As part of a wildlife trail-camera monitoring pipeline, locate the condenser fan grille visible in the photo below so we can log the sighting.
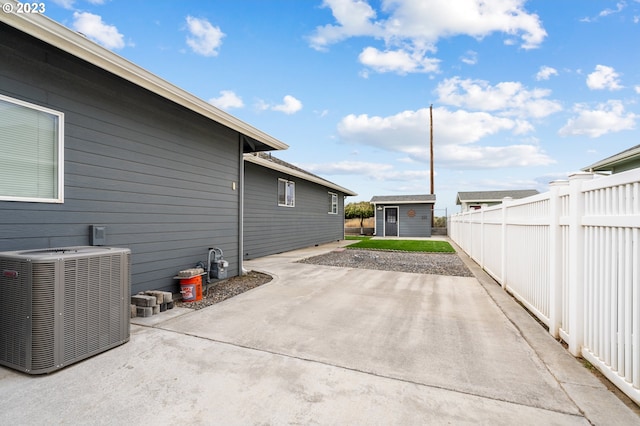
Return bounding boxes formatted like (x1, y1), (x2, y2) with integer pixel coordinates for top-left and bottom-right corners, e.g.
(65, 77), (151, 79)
(0, 247), (130, 374)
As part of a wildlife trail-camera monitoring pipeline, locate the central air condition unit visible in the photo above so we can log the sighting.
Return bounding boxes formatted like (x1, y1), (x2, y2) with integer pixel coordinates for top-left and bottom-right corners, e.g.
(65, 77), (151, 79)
(0, 246), (131, 374)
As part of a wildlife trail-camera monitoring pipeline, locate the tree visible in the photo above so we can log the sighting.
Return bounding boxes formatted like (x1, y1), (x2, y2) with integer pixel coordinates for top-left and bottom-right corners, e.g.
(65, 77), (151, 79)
(345, 201), (374, 234)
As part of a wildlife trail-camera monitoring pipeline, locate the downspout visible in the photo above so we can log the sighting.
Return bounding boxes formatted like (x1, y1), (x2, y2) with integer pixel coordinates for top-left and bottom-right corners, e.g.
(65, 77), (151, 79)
(238, 136), (245, 275)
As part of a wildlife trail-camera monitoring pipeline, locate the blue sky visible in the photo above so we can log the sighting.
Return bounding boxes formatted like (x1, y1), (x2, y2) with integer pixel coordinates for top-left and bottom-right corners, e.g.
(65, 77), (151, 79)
(43, 0), (640, 214)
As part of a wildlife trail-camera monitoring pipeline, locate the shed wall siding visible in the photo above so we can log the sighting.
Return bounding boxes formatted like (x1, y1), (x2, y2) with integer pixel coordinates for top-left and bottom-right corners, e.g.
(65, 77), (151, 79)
(0, 24), (241, 294)
(375, 204), (432, 237)
(243, 162), (345, 259)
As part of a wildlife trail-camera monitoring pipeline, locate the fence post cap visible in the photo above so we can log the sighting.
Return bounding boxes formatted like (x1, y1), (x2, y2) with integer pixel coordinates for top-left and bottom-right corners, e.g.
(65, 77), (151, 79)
(568, 171), (595, 181)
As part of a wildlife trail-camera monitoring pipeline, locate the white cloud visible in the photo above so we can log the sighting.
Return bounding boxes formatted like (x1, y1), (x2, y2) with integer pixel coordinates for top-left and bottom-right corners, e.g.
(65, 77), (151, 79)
(299, 160), (428, 183)
(586, 65), (623, 90)
(336, 107), (553, 168)
(438, 144), (555, 169)
(536, 66), (558, 81)
(635, 85), (640, 94)
(581, 2), (626, 22)
(257, 95), (303, 115)
(273, 95), (303, 114)
(435, 77), (562, 119)
(461, 50), (478, 65)
(599, 2), (626, 17)
(308, 0), (381, 49)
(208, 90), (244, 110)
(72, 12), (125, 50)
(310, 0), (547, 74)
(358, 47), (440, 74)
(301, 160), (391, 177)
(558, 100), (637, 138)
(185, 16), (225, 57)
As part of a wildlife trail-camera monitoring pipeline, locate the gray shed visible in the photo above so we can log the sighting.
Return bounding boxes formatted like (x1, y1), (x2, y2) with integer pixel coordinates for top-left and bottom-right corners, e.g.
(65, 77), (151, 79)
(370, 195), (436, 238)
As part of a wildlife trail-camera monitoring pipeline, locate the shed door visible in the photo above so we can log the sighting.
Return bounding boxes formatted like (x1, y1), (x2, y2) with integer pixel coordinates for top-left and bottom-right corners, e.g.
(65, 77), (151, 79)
(384, 207), (398, 237)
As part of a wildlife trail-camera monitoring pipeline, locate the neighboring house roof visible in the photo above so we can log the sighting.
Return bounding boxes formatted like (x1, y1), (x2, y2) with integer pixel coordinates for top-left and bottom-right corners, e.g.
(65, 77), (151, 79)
(456, 190), (539, 205)
(244, 152), (357, 196)
(370, 195), (436, 204)
(581, 144), (640, 174)
(1, 9), (287, 153)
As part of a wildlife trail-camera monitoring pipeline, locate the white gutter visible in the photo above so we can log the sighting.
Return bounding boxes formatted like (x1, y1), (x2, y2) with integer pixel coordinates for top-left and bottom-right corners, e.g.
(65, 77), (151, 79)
(1, 5), (288, 152)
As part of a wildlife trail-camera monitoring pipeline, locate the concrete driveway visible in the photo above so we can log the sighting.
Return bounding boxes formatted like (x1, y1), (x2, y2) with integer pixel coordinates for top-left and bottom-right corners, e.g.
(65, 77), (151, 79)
(0, 240), (638, 425)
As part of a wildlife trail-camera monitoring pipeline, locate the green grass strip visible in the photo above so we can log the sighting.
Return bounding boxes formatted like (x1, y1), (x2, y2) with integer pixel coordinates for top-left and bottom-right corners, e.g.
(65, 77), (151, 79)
(346, 239), (455, 253)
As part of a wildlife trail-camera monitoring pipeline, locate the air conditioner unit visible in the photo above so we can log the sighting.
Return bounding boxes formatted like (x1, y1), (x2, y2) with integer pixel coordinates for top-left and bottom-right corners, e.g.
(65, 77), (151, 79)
(0, 246), (130, 374)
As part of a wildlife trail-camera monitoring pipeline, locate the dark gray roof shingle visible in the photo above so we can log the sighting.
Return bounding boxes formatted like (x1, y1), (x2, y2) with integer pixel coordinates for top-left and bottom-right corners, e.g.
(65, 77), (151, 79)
(456, 190), (539, 204)
(370, 194), (436, 203)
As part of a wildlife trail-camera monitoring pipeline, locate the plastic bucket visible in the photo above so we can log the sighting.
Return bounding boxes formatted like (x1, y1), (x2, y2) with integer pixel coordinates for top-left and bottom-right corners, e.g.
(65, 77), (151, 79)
(180, 275), (202, 302)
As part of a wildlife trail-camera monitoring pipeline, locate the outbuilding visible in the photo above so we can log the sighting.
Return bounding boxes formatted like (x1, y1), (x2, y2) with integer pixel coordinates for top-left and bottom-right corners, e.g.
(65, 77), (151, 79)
(370, 195), (436, 238)
(455, 190), (539, 212)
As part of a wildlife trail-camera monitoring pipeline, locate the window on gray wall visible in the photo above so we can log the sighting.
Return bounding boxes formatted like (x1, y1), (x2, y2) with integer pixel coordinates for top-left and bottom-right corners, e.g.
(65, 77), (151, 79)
(328, 192), (338, 214)
(278, 178), (295, 207)
(0, 94), (64, 203)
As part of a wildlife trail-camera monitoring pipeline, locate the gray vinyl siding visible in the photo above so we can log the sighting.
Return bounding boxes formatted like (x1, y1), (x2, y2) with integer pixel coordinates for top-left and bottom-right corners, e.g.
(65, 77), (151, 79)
(375, 204), (432, 237)
(0, 24), (241, 294)
(243, 162), (345, 259)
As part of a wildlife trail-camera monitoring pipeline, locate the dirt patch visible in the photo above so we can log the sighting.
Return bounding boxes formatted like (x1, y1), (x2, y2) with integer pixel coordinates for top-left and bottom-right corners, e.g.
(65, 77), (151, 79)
(175, 271), (272, 310)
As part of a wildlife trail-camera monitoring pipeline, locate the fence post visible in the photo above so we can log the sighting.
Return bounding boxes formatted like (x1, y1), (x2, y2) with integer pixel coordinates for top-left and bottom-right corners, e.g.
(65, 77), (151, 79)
(500, 197), (512, 288)
(566, 172), (594, 356)
(548, 180), (569, 339)
(480, 204), (487, 269)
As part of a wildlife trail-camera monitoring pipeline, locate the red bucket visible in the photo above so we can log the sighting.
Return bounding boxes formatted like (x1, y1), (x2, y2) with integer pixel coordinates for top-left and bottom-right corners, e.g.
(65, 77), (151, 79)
(180, 275), (202, 302)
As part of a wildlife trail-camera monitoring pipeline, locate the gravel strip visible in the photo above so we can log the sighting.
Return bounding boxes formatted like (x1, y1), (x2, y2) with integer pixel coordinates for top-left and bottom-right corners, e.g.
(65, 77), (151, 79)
(176, 249), (471, 310)
(175, 271), (272, 310)
(297, 248), (473, 277)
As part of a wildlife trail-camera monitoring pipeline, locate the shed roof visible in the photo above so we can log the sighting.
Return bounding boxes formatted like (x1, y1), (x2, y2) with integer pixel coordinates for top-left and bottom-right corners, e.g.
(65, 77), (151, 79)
(1, 8), (287, 153)
(456, 190), (539, 205)
(581, 144), (640, 173)
(370, 195), (436, 204)
(244, 153), (357, 196)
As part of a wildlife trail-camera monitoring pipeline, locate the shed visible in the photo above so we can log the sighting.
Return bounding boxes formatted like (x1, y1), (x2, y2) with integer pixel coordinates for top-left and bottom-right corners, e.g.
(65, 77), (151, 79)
(456, 190), (539, 212)
(370, 195), (436, 238)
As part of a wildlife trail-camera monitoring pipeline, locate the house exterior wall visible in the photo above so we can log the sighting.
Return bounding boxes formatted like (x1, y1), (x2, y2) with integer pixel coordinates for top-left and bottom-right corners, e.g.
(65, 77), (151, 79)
(374, 204), (432, 237)
(0, 24), (242, 294)
(243, 161), (345, 259)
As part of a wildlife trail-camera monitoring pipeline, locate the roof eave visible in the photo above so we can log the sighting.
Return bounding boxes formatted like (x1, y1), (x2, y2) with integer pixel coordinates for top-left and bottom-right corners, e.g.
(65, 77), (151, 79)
(244, 155), (357, 196)
(1, 8), (288, 152)
(581, 145), (640, 172)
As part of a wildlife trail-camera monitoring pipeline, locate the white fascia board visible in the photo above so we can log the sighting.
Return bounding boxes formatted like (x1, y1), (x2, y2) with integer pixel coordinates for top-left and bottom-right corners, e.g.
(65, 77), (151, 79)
(371, 200), (435, 205)
(2, 8), (288, 151)
(244, 155), (357, 196)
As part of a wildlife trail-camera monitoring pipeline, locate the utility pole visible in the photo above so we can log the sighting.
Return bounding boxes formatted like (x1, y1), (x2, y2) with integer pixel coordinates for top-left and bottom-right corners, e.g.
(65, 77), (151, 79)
(429, 104), (435, 228)
(430, 104), (434, 195)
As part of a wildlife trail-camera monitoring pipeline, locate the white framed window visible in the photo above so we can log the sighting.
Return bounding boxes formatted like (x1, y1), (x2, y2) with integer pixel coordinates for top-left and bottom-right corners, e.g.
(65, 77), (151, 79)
(278, 178), (295, 207)
(0, 94), (64, 203)
(328, 192), (338, 214)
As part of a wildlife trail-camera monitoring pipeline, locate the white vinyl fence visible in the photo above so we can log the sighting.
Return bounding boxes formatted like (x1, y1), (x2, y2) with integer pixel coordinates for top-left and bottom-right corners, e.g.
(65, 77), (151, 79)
(449, 170), (640, 405)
